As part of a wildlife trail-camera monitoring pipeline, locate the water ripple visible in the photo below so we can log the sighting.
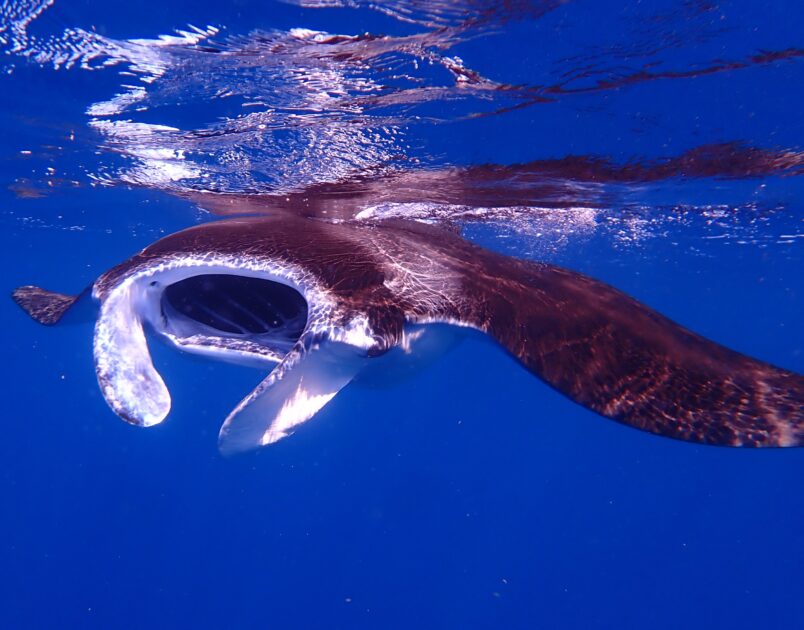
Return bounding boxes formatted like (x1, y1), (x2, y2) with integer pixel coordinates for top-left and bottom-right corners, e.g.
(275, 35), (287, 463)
(2, 0), (802, 252)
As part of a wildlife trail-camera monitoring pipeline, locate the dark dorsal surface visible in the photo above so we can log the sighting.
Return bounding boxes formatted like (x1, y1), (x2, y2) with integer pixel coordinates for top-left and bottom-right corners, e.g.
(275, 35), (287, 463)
(467, 257), (803, 446)
(367, 219), (804, 447)
(12, 286), (82, 325)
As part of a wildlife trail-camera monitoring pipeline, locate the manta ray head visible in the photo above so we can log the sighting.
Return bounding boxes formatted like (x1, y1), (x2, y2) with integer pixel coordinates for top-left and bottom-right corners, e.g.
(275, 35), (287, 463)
(12, 217), (406, 454)
(86, 249), (375, 454)
(93, 261), (307, 423)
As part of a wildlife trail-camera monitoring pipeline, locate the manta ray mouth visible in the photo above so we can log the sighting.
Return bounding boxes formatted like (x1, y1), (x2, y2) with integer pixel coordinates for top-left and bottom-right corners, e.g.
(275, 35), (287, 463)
(93, 262), (315, 430)
(161, 274), (308, 343)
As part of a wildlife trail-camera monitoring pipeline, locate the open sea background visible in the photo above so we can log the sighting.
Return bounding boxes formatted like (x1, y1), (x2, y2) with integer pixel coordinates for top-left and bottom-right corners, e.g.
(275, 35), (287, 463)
(1, 1), (803, 628)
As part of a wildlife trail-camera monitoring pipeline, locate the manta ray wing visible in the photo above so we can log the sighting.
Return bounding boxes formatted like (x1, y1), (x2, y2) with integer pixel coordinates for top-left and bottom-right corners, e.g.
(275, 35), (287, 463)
(12, 286), (84, 325)
(365, 218), (804, 447)
(460, 258), (804, 447)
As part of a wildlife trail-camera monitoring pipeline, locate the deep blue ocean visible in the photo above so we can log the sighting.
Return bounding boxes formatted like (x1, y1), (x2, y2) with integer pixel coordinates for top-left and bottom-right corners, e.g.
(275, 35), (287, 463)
(2, 1), (803, 628)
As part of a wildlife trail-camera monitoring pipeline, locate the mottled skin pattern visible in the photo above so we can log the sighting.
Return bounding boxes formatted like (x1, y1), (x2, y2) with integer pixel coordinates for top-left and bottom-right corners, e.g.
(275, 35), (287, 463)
(87, 214), (804, 447)
(12, 286), (81, 325)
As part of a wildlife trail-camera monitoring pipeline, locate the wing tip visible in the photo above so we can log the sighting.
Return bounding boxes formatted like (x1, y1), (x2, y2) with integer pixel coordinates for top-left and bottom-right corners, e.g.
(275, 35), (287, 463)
(12, 285), (80, 325)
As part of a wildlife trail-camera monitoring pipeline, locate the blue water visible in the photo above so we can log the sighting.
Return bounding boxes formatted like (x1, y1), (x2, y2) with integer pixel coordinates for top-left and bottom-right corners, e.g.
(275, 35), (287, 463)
(2, 1), (803, 628)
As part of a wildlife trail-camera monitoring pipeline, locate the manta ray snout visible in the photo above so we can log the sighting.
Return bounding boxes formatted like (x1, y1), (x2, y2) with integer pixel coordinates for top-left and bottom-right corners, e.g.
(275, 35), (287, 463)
(13, 230), (374, 454)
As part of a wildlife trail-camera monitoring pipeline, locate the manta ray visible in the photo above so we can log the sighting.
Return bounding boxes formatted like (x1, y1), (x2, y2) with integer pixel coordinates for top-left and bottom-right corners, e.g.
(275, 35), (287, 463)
(12, 212), (804, 454)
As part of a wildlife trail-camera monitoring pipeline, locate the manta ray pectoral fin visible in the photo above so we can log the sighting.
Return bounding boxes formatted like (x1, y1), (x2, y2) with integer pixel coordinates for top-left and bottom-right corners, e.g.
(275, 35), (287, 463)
(218, 338), (367, 455)
(479, 263), (804, 447)
(12, 285), (90, 325)
(93, 282), (170, 427)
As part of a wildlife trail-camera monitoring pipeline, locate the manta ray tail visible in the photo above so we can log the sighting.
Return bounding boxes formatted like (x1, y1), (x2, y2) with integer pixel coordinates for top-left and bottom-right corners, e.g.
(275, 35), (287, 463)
(12, 286), (83, 325)
(477, 262), (804, 447)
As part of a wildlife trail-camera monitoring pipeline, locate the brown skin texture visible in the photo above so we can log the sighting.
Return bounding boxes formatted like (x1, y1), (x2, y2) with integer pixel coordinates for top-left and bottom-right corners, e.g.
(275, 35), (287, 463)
(15, 214), (804, 447)
(12, 286), (79, 325)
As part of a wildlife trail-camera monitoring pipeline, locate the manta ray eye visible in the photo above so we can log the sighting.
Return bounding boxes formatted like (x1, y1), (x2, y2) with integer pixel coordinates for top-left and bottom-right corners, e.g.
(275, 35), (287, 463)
(162, 274), (308, 338)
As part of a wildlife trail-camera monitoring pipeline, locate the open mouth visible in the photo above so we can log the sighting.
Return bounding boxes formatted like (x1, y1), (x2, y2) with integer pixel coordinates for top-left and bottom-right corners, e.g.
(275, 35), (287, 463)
(93, 260), (369, 453)
(93, 265), (314, 429)
(161, 273), (309, 348)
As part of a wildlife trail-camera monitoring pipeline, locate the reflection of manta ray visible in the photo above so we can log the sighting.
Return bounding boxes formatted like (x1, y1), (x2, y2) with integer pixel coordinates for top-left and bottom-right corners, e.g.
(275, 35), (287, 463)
(12, 212), (804, 454)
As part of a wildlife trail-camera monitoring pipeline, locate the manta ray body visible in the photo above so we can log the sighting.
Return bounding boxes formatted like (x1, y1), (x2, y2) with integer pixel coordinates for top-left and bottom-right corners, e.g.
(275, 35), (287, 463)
(13, 214), (804, 453)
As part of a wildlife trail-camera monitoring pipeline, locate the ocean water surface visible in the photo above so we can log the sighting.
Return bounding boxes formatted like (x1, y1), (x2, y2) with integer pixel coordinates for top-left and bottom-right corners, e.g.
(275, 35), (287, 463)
(2, 0), (803, 627)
